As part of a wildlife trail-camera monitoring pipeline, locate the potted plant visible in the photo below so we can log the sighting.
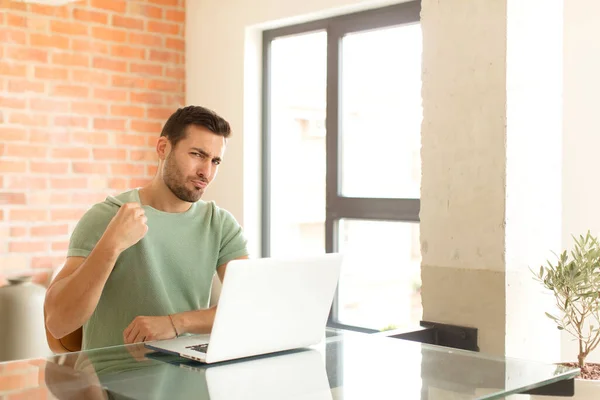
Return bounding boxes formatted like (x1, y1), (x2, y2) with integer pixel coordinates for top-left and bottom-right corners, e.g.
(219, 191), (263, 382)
(532, 231), (600, 399)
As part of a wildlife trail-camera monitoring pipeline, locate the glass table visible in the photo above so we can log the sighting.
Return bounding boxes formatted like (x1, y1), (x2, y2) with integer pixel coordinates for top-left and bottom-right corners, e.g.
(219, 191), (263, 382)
(0, 328), (580, 399)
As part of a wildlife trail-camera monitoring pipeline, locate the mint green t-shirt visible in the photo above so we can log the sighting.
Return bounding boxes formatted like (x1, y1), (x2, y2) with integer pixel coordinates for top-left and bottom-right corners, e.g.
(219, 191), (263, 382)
(67, 189), (249, 350)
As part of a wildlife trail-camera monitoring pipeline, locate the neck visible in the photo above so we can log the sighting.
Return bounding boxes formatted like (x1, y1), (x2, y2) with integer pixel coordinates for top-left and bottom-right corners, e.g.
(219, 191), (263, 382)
(138, 177), (192, 213)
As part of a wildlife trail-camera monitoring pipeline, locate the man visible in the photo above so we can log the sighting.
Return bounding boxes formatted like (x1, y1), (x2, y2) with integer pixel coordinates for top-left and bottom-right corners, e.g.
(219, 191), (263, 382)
(44, 105), (249, 350)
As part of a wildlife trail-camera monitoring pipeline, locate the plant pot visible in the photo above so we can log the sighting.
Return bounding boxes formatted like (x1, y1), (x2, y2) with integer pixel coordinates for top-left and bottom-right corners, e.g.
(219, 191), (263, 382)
(529, 378), (600, 400)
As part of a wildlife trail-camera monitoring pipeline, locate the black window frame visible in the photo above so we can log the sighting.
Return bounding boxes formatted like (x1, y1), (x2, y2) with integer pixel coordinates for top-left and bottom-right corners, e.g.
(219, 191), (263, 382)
(262, 1), (422, 333)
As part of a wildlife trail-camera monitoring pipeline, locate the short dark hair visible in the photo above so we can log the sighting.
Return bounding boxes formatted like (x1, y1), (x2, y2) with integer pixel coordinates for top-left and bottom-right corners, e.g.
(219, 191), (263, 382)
(160, 105), (231, 147)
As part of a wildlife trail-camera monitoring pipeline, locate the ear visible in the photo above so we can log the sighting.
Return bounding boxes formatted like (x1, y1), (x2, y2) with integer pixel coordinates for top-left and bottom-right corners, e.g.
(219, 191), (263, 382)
(156, 137), (170, 161)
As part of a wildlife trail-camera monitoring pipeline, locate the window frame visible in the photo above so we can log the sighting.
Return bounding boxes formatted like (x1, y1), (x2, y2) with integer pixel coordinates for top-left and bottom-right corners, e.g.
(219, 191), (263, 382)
(261, 1), (422, 332)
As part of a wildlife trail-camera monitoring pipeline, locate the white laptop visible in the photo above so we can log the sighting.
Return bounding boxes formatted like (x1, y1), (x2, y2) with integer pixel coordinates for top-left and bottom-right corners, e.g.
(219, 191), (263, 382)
(145, 253), (343, 364)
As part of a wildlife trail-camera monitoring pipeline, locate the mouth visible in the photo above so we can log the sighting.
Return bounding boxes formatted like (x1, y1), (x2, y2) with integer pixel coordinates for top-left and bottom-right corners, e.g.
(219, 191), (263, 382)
(191, 179), (208, 189)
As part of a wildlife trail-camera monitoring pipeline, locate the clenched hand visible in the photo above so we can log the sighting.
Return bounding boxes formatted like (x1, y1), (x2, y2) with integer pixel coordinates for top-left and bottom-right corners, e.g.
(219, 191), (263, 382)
(123, 316), (177, 344)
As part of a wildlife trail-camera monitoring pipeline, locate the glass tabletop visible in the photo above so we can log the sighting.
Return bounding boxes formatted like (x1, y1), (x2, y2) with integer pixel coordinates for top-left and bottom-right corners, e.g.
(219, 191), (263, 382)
(0, 328), (579, 400)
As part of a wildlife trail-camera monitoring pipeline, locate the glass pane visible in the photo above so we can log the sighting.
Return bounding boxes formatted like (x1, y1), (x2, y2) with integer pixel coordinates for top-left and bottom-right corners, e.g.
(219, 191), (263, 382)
(337, 219), (422, 331)
(269, 31), (327, 257)
(340, 24), (422, 199)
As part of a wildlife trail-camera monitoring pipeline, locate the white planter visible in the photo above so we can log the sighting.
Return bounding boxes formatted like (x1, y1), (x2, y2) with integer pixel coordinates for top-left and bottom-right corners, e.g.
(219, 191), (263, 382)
(528, 378), (600, 400)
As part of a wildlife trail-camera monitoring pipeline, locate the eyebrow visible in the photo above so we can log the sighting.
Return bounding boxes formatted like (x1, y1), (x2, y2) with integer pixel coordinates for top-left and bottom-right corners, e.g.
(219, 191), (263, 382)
(191, 147), (222, 163)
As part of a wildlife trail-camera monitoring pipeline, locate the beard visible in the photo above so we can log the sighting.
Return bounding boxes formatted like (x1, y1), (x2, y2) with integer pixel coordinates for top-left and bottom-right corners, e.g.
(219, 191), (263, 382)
(163, 153), (205, 203)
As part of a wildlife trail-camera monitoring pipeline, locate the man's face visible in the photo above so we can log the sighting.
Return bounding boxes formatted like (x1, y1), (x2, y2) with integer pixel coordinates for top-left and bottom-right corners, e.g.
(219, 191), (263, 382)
(162, 125), (226, 203)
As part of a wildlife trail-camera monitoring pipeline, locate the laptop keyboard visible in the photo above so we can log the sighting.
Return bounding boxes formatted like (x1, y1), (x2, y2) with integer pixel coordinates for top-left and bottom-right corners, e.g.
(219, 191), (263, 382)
(186, 343), (209, 353)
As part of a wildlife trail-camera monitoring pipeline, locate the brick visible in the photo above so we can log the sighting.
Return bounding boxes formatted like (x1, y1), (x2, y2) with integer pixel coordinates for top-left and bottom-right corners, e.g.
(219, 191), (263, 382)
(30, 99), (70, 113)
(108, 178), (128, 190)
(0, 193), (26, 205)
(71, 132), (109, 145)
(0, 28), (27, 45)
(6, 47), (48, 63)
(93, 148), (126, 160)
(72, 70), (110, 86)
(94, 118), (126, 130)
(5, 176), (47, 190)
(111, 163), (145, 175)
(93, 56), (127, 72)
(0, 61), (27, 77)
(130, 178), (152, 188)
(30, 129), (69, 143)
(30, 162), (69, 174)
(54, 116), (89, 128)
(111, 45), (146, 60)
(166, 38), (185, 52)
(90, 0), (126, 13)
(10, 226), (28, 237)
(128, 32), (162, 47)
(0, 127), (27, 141)
(72, 162), (108, 174)
(9, 209), (48, 222)
(30, 4), (70, 18)
(71, 38), (110, 55)
(51, 148), (90, 159)
(31, 256), (65, 269)
(130, 150), (157, 162)
(112, 15), (144, 30)
(128, 4), (162, 19)
(51, 209), (86, 221)
(130, 63), (163, 76)
(7, 80), (45, 93)
(28, 192), (69, 205)
(131, 92), (163, 105)
(147, 79), (179, 92)
(6, 385), (50, 399)
(147, 0), (179, 6)
(148, 21), (179, 35)
(35, 66), (68, 80)
(165, 10), (185, 23)
(165, 67), (185, 80)
(52, 52), (90, 67)
(150, 50), (180, 64)
(72, 192), (106, 204)
(5, 144), (47, 158)
(116, 134), (146, 146)
(6, 14), (27, 27)
(52, 241), (70, 252)
(71, 102), (109, 116)
(73, 9), (109, 24)
(131, 120), (163, 133)
(0, 96), (26, 109)
(9, 113), (48, 127)
(52, 84), (89, 98)
(148, 107), (175, 120)
(92, 26), (127, 42)
(111, 105), (145, 118)
(26, 16), (49, 32)
(112, 75), (145, 89)
(30, 33), (70, 50)
(50, 178), (88, 189)
(31, 225), (68, 236)
(51, 20), (88, 36)
(9, 242), (48, 253)
(147, 164), (158, 176)
(93, 88), (127, 102)
(0, 161), (26, 173)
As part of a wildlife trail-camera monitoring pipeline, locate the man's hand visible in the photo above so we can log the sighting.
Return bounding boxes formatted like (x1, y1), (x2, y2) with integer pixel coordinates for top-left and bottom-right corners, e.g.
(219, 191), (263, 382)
(123, 316), (177, 344)
(102, 203), (148, 254)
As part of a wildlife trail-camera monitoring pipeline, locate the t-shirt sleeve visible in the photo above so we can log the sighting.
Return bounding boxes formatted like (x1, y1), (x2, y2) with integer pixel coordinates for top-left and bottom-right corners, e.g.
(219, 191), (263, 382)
(67, 203), (116, 258)
(217, 208), (249, 268)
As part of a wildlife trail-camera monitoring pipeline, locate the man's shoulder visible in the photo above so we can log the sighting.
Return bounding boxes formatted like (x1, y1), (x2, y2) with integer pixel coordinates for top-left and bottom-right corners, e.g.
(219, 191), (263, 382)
(82, 189), (138, 223)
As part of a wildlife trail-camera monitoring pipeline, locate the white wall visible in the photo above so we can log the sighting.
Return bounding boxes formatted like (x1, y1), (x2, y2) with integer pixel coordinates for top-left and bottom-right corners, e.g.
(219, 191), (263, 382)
(561, 0), (600, 363)
(185, 0), (404, 256)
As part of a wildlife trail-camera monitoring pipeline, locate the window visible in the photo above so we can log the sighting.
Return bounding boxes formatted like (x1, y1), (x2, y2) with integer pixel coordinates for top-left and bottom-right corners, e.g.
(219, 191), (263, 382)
(262, 2), (422, 332)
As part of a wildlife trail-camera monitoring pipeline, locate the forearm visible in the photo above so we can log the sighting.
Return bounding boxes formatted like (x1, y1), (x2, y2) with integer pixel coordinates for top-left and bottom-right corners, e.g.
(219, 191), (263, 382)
(171, 306), (218, 336)
(45, 239), (120, 338)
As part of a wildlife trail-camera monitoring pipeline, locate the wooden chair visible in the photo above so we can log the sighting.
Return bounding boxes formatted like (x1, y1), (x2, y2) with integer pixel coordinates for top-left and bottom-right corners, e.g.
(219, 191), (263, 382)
(44, 309), (82, 353)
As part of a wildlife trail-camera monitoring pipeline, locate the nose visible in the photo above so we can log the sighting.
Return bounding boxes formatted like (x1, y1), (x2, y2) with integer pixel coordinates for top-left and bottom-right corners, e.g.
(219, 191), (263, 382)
(197, 159), (212, 180)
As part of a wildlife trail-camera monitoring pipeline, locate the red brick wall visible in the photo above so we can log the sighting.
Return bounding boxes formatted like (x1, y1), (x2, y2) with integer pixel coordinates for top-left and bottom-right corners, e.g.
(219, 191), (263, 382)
(0, 0), (185, 286)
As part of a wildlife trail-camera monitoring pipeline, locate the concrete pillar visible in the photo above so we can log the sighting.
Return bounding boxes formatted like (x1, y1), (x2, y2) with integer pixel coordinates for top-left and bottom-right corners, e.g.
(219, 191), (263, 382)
(420, 0), (562, 361)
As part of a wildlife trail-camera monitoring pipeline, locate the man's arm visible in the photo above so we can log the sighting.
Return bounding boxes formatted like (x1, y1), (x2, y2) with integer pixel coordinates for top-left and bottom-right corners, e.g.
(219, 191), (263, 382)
(122, 256), (249, 344)
(45, 203), (148, 339)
